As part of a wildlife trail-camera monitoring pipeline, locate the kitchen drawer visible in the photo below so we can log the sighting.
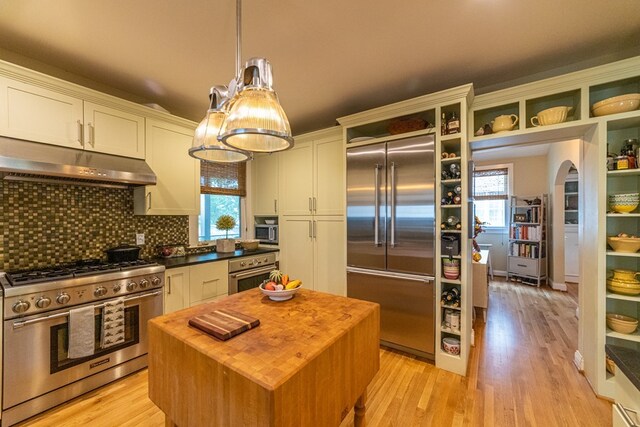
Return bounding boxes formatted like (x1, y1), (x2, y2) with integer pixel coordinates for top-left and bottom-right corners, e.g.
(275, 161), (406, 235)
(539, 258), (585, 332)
(508, 257), (539, 276)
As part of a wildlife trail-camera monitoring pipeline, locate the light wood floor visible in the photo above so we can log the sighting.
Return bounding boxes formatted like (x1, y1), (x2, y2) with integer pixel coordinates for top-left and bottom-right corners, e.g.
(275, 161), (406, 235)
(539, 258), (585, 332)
(18, 279), (610, 427)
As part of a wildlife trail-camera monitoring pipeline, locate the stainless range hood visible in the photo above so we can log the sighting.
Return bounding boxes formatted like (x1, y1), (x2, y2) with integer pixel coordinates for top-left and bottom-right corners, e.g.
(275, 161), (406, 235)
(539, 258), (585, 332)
(0, 136), (156, 187)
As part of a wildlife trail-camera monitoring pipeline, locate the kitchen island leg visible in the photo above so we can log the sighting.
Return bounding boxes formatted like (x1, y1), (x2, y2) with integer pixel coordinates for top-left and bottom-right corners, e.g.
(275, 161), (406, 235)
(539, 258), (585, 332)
(354, 389), (367, 427)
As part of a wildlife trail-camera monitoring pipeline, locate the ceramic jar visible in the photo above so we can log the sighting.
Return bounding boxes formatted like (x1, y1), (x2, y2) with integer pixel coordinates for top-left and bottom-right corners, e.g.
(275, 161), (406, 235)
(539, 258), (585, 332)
(491, 114), (519, 133)
(607, 269), (640, 295)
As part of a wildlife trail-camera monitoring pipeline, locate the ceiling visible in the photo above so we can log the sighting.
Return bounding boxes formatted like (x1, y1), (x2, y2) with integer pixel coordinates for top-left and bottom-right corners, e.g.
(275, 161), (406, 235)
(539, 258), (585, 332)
(0, 1), (639, 135)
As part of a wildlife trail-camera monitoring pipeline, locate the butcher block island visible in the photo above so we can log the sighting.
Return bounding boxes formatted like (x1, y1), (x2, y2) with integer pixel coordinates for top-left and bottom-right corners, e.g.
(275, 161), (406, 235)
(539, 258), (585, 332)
(148, 288), (380, 427)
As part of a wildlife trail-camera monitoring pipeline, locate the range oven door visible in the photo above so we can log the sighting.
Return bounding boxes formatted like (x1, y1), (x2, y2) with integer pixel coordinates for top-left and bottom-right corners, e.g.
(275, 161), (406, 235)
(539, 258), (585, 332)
(228, 264), (276, 294)
(3, 290), (162, 411)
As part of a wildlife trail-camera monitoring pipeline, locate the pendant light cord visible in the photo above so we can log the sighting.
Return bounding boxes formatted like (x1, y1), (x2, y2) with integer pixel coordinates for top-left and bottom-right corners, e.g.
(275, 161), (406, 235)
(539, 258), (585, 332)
(236, 0), (242, 79)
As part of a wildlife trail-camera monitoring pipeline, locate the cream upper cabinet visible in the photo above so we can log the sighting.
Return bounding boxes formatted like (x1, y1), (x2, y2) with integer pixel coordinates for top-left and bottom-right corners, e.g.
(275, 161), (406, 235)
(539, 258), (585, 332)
(134, 119), (199, 215)
(189, 261), (229, 306)
(252, 153), (279, 215)
(279, 217), (315, 289)
(278, 141), (313, 215)
(313, 134), (345, 216)
(83, 102), (145, 159)
(164, 267), (189, 314)
(0, 76), (84, 149)
(279, 127), (344, 216)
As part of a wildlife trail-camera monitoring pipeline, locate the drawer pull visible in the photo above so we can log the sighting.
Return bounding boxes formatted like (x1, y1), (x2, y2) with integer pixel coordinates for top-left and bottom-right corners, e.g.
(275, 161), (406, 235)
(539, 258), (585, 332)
(517, 264), (527, 268)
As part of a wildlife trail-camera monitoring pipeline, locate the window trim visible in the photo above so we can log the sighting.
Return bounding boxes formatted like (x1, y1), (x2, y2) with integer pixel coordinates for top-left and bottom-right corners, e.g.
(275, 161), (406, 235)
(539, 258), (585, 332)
(473, 163), (513, 232)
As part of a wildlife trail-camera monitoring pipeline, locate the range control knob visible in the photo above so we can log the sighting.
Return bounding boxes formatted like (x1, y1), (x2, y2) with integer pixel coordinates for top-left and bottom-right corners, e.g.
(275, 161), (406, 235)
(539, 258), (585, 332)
(139, 279), (149, 289)
(126, 281), (138, 292)
(263, 258), (268, 262)
(56, 293), (71, 305)
(151, 276), (161, 287)
(94, 286), (108, 297)
(12, 300), (30, 314)
(113, 284), (122, 293)
(240, 261), (246, 267)
(35, 296), (51, 309)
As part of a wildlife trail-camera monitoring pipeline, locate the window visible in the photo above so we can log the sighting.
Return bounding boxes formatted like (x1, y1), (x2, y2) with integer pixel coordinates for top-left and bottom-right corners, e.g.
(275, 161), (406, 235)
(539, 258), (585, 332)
(473, 166), (511, 229)
(197, 161), (246, 242)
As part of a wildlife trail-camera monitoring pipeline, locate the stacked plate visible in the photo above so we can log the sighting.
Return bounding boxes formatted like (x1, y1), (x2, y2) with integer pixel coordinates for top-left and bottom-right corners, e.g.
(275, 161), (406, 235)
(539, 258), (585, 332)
(443, 258), (460, 280)
(609, 192), (639, 213)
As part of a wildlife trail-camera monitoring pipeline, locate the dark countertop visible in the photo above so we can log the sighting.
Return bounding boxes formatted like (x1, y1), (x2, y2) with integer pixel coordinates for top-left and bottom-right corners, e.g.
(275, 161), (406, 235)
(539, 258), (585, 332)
(155, 247), (279, 269)
(606, 344), (640, 391)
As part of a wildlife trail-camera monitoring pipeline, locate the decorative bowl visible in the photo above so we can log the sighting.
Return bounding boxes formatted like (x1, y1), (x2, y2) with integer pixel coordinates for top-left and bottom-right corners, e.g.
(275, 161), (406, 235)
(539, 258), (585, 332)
(592, 94), (640, 117)
(264, 219), (276, 225)
(442, 258), (460, 280)
(530, 106), (573, 126)
(442, 337), (460, 355)
(240, 239), (259, 251)
(259, 282), (301, 301)
(606, 313), (639, 334)
(607, 236), (640, 253)
(607, 278), (640, 295)
(609, 200), (639, 213)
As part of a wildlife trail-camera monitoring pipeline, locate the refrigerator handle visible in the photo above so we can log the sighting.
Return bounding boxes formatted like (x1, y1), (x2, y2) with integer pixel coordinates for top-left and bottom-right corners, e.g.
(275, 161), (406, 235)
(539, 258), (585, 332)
(390, 161), (396, 248)
(374, 164), (381, 246)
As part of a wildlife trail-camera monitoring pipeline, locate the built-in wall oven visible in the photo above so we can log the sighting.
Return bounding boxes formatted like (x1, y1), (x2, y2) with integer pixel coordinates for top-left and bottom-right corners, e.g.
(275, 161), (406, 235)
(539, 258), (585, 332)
(0, 262), (164, 427)
(228, 252), (277, 294)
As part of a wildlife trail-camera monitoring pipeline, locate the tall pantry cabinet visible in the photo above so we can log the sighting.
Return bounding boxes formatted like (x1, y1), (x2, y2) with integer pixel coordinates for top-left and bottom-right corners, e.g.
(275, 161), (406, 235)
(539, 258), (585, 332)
(278, 127), (346, 295)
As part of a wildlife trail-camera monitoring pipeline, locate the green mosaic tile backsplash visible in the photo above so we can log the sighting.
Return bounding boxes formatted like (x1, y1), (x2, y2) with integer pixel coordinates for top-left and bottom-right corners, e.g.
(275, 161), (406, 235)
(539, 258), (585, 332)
(1, 181), (189, 270)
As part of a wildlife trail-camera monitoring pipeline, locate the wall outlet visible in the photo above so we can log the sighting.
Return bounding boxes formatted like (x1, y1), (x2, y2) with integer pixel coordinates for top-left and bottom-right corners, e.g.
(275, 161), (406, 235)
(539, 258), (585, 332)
(136, 233), (145, 245)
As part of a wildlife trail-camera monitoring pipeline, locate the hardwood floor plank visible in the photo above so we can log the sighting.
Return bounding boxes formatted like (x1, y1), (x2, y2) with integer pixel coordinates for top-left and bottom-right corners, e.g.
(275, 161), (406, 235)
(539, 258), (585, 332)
(18, 279), (611, 427)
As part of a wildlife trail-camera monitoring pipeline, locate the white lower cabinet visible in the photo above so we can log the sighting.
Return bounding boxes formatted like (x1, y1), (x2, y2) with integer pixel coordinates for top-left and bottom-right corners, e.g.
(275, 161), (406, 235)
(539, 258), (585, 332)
(279, 216), (346, 296)
(164, 266), (189, 314)
(163, 261), (229, 314)
(188, 261), (229, 306)
(564, 227), (579, 282)
(134, 119), (199, 215)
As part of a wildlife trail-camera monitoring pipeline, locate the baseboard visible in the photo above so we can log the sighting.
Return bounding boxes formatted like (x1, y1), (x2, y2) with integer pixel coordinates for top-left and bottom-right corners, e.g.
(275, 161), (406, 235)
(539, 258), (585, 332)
(565, 275), (579, 283)
(573, 350), (584, 372)
(549, 279), (568, 291)
(492, 270), (507, 277)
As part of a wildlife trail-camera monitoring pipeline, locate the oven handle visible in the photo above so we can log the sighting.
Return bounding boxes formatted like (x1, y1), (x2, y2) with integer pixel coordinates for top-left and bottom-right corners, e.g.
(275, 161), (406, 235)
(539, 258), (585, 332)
(230, 265), (276, 279)
(11, 290), (163, 329)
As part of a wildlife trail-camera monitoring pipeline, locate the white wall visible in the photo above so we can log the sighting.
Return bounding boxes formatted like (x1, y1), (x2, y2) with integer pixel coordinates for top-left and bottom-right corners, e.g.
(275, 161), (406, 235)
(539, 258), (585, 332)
(546, 139), (581, 289)
(474, 155), (549, 273)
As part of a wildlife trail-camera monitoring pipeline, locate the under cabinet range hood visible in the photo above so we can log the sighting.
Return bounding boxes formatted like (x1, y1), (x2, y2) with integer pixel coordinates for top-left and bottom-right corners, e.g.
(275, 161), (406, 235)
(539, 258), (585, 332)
(0, 136), (156, 187)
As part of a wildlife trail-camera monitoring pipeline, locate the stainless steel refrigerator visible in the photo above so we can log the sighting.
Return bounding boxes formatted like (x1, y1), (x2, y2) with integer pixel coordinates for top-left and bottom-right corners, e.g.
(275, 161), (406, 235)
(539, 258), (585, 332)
(346, 135), (435, 357)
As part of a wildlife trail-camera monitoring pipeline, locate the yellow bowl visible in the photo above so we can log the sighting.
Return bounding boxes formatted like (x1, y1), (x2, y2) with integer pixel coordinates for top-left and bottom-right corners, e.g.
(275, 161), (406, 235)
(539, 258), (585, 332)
(606, 313), (639, 334)
(610, 202), (639, 213)
(607, 236), (640, 253)
(606, 279), (640, 296)
(592, 94), (640, 117)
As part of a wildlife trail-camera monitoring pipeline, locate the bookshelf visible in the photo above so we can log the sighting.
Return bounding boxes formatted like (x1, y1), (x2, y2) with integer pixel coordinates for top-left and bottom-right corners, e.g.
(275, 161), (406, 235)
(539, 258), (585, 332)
(507, 194), (548, 286)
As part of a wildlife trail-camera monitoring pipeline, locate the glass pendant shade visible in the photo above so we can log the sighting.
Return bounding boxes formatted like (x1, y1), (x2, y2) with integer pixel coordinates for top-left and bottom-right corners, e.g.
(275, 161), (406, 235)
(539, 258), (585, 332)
(189, 109), (251, 163)
(219, 88), (293, 152)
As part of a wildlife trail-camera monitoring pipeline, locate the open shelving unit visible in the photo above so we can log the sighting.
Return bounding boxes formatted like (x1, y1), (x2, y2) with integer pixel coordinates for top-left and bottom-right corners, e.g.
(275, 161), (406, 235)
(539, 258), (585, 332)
(507, 194), (548, 286)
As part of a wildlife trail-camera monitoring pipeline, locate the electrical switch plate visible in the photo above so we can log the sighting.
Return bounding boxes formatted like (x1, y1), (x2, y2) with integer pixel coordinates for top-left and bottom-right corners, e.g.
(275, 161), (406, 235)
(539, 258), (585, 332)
(136, 233), (145, 245)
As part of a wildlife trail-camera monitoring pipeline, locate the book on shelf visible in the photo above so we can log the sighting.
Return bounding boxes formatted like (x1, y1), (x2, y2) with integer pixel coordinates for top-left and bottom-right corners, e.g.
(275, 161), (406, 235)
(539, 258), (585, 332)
(509, 242), (545, 258)
(510, 225), (542, 240)
(512, 206), (542, 223)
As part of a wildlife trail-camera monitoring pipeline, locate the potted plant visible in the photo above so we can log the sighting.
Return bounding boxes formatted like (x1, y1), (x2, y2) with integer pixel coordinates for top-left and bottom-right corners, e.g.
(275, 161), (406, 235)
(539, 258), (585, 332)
(215, 215), (237, 253)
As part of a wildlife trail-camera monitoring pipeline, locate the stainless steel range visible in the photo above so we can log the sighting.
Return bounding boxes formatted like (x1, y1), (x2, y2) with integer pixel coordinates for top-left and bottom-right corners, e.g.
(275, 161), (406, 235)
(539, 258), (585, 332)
(0, 260), (165, 427)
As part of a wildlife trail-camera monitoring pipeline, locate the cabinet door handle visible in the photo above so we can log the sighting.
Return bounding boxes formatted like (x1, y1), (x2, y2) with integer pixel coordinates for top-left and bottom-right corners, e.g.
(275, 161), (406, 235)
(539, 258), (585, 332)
(308, 221), (312, 238)
(77, 120), (83, 146)
(309, 197), (312, 213)
(87, 123), (95, 147)
(313, 220), (316, 239)
(274, 199), (278, 213)
(146, 193), (152, 211)
(167, 276), (172, 295)
(313, 197), (317, 212)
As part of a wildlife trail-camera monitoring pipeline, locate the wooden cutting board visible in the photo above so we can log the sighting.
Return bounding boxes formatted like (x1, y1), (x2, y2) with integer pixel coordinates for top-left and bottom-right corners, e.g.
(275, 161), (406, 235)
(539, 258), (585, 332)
(188, 309), (260, 341)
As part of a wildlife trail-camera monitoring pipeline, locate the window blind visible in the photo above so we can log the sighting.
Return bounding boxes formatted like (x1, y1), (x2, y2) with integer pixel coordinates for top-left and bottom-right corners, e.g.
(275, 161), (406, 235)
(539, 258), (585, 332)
(200, 161), (246, 197)
(473, 168), (508, 200)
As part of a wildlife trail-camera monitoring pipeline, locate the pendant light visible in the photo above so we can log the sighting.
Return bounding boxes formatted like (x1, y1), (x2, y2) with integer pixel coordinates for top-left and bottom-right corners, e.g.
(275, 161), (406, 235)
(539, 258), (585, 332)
(190, 0), (293, 162)
(189, 86), (251, 162)
(219, 57), (294, 153)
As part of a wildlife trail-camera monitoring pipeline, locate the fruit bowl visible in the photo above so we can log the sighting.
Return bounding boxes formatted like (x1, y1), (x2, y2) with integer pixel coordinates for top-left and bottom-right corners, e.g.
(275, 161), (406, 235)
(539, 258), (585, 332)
(609, 193), (639, 213)
(607, 236), (640, 253)
(606, 313), (639, 334)
(259, 282), (301, 301)
(592, 94), (640, 117)
(240, 239), (259, 251)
